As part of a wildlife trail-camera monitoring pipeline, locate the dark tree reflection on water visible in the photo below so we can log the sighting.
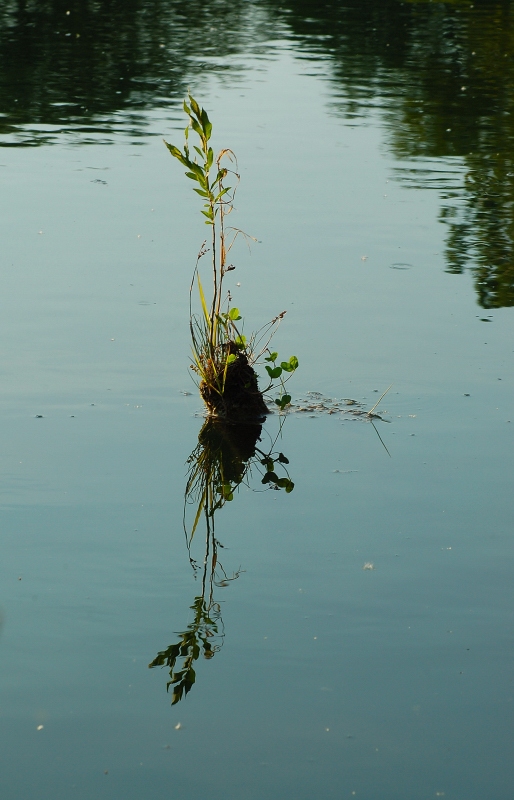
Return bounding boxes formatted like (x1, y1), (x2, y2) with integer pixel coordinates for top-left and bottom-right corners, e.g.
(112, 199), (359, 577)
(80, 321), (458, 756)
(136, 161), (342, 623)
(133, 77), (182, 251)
(2, 0), (514, 304)
(0, 0), (276, 143)
(265, 0), (514, 308)
(149, 419), (293, 705)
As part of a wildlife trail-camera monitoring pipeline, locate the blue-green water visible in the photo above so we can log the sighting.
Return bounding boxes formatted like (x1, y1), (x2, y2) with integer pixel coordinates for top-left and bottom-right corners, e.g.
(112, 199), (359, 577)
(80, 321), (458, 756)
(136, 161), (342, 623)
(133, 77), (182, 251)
(1, 2), (514, 798)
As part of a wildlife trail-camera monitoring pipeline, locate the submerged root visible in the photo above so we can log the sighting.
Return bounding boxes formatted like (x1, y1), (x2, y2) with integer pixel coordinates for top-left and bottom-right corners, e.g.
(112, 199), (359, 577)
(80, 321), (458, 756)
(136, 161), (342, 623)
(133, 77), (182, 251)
(200, 348), (269, 422)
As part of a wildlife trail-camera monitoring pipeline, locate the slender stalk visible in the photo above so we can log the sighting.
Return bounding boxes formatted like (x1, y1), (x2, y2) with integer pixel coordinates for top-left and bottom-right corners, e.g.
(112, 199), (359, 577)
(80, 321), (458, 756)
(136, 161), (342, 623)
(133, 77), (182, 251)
(210, 184), (218, 349)
(367, 384), (392, 417)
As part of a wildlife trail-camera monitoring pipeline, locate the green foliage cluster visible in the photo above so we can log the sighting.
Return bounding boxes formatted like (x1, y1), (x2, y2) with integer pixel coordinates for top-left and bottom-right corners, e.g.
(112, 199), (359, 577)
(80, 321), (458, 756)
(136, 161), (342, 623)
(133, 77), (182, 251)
(164, 95), (298, 414)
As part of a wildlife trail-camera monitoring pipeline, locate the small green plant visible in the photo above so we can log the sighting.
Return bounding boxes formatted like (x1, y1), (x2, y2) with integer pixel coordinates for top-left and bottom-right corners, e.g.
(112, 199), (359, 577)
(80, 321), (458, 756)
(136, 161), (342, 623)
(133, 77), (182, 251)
(165, 95), (298, 420)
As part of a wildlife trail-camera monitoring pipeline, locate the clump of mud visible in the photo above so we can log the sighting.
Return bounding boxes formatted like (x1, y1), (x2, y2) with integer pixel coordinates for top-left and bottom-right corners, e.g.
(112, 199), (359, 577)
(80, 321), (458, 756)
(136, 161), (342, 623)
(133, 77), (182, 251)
(200, 347), (269, 423)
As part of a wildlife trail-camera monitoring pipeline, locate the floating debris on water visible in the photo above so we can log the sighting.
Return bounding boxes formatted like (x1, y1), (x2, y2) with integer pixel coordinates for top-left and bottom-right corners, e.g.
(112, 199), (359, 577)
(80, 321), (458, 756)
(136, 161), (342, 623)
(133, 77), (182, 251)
(286, 392), (388, 421)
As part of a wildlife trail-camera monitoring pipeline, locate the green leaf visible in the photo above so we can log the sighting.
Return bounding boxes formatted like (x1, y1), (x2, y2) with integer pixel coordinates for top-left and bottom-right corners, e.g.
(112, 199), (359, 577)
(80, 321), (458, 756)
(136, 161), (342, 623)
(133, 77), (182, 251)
(266, 365), (282, 379)
(277, 453), (289, 464)
(193, 188), (209, 197)
(289, 356), (299, 370)
(164, 141), (189, 166)
(274, 394), (291, 410)
(281, 361), (293, 372)
(228, 307), (241, 321)
(234, 335), (247, 348)
(262, 471), (279, 485)
(265, 352), (278, 362)
(201, 108), (212, 140)
(189, 96), (201, 119)
(164, 142), (181, 159)
(183, 99), (191, 116)
(214, 188), (230, 203)
(207, 147), (214, 170)
(226, 353), (236, 365)
(285, 481), (294, 493)
(190, 118), (204, 140)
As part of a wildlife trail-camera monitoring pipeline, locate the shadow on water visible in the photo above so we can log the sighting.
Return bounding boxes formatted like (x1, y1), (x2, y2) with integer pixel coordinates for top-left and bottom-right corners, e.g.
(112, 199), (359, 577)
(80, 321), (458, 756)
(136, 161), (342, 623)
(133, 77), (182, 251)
(148, 418), (294, 705)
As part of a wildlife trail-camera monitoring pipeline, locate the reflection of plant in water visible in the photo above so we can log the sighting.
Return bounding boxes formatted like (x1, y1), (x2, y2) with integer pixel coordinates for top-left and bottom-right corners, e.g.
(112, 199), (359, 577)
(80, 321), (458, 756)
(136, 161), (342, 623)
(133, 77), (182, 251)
(148, 596), (223, 705)
(149, 419), (293, 705)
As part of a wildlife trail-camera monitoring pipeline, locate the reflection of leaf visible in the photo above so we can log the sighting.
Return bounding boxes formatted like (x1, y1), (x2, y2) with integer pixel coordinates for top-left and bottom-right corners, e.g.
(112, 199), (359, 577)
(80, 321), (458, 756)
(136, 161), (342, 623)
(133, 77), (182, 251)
(149, 595), (222, 706)
(190, 487), (206, 544)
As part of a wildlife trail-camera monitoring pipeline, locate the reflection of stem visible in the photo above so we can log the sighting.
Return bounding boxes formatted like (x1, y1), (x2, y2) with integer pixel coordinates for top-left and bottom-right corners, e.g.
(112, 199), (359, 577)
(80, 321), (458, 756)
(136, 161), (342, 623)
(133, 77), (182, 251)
(150, 419), (293, 706)
(370, 420), (392, 458)
(149, 498), (228, 705)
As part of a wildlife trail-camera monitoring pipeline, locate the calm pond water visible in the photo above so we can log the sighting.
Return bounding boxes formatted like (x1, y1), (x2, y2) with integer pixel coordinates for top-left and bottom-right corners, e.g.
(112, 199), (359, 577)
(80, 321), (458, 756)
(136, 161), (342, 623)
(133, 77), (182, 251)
(1, 1), (514, 798)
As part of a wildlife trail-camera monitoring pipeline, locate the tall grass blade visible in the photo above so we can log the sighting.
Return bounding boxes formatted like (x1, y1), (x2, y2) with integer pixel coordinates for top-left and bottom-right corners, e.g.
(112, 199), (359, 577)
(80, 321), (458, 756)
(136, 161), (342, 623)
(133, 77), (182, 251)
(197, 274), (211, 328)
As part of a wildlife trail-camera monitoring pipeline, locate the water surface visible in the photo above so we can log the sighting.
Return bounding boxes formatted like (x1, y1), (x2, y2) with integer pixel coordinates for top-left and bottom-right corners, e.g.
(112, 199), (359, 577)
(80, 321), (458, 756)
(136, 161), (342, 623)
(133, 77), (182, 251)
(1, 2), (513, 798)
